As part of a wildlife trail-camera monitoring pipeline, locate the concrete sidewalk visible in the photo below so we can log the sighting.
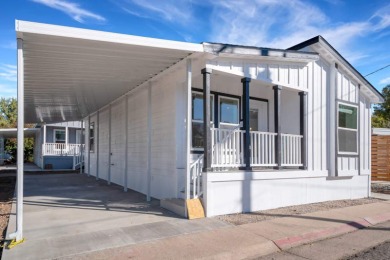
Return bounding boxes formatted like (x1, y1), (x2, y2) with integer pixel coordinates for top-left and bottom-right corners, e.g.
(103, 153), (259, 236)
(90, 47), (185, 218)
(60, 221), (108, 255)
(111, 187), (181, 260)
(59, 200), (390, 260)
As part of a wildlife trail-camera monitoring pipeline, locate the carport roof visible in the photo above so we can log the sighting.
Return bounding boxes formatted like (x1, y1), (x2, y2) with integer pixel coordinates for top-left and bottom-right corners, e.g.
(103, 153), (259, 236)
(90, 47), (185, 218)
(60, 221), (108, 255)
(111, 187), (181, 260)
(16, 20), (203, 124)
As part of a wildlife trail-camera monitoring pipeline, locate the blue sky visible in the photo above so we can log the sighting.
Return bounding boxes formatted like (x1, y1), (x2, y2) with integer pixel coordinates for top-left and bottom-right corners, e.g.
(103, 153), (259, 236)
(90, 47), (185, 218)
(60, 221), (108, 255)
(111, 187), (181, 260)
(1, 0), (390, 98)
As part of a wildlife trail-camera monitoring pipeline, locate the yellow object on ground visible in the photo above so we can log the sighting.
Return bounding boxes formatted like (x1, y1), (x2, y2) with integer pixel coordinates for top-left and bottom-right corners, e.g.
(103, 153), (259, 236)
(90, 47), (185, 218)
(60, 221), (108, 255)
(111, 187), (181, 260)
(186, 198), (205, 219)
(6, 238), (25, 249)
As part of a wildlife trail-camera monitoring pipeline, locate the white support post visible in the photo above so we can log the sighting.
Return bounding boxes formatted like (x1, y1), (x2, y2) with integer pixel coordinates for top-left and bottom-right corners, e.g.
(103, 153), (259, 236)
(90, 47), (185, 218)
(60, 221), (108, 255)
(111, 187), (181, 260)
(328, 63), (337, 176)
(124, 96), (128, 192)
(108, 105), (112, 185)
(87, 116), (91, 176)
(96, 111), (100, 180)
(65, 126), (69, 151)
(80, 120), (83, 174)
(185, 59), (192, 200)
(147, 82), (152, 201)
(10, 37), (24, 242)
(42, 123), (46, 166)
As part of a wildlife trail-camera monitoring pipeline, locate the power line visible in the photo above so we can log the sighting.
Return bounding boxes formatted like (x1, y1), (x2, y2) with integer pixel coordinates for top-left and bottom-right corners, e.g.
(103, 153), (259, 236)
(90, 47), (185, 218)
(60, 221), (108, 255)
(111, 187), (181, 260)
(364, 64), (390, 77)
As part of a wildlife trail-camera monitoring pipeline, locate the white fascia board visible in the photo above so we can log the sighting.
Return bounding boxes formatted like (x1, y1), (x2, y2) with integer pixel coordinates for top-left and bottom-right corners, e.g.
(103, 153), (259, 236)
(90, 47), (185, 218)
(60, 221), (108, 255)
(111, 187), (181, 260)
(16, 20), (204, 53)
(207, 65), (308, 93)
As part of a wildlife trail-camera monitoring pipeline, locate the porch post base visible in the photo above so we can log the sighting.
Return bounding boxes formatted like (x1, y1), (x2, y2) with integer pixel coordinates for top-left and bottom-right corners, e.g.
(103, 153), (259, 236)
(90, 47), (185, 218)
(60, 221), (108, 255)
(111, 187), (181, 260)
(299, 166), (307, 170)
(273, 166), (283, 170)
(202, 168), (212, 172)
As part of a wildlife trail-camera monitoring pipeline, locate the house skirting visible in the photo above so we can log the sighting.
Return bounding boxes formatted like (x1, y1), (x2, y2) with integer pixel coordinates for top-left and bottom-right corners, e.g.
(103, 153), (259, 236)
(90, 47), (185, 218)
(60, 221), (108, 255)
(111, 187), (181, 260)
(43, 156), (74, 170)
(202, 170), (369, 217)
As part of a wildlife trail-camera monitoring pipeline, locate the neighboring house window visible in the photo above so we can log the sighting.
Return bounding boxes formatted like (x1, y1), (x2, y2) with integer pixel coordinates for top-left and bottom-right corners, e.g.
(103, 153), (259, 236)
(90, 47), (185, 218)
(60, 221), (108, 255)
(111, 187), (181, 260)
(338, 103), (358, 154)
(89, 123), (95, 152)
(219, 96), (239, 128)
(192, 91), (214, 150)
(54, 129), (66, 144)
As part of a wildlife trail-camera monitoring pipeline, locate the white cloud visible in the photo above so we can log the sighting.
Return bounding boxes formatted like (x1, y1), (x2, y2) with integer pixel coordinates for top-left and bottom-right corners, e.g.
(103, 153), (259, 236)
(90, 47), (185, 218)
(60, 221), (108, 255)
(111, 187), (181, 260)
(116, 0), (389, 64)
(0, 64), (17, 82)
(115, 0), (193, 25)
(0, 84), (17, 98)
(32, 0), (106, 23)
(380, 77), (390, 85)
(370, 3), (390, 31)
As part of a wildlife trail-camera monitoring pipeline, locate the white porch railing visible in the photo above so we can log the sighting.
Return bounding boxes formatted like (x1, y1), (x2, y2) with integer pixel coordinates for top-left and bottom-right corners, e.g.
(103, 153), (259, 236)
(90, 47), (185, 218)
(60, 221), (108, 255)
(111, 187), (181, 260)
(281, 134), (303, 167)
(72, 150), (84, 170)
(188, 154), (203, 199)
(43, 143), (84, 156)
(211, 128), (245, 168)
(250, 131), (277, 167)
(186, 129), (303, 199)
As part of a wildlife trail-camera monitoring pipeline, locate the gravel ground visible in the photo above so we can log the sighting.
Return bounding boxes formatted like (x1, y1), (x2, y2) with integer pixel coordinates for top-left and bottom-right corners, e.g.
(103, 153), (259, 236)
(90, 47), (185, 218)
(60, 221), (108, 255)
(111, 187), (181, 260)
(345, 240), (390, 260)
(217, 198), (383, 225)
(0, 176), (16, 258)
(371, 182), (390, 194)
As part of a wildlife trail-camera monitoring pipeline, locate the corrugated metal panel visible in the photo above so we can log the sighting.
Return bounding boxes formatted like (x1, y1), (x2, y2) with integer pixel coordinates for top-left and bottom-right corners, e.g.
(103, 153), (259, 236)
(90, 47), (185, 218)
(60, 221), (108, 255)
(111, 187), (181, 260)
(18, 21), (202, 124)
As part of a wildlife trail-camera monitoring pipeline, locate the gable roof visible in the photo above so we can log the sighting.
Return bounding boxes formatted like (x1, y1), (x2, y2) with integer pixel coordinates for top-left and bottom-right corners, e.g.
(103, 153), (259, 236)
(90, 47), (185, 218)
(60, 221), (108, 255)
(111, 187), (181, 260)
(288, 35), (384, 103)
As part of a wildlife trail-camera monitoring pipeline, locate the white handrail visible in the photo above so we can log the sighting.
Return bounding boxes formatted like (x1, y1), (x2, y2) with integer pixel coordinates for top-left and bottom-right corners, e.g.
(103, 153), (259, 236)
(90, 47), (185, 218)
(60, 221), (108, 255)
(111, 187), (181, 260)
(211, 127), (245, 168)
(281, 133), (303, 166)
(43, 143), (84, 156)
(188, 154), (204, 199)
(250, 131), (277, 166)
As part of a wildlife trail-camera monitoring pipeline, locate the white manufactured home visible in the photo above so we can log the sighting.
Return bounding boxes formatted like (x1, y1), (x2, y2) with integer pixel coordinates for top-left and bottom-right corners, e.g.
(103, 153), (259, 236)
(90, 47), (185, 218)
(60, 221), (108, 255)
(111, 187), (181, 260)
(13, 20), (383, 233)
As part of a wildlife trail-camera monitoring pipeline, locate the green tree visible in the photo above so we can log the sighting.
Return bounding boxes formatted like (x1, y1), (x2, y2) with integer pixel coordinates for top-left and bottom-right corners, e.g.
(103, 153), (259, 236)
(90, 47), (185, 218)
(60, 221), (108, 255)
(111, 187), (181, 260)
(372, 84), (390, 128)
(0, 97), (35, 162)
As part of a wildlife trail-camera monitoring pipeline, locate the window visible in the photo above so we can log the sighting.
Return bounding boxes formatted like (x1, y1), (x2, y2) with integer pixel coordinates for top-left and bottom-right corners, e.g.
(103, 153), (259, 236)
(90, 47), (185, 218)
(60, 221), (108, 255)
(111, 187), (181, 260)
(250, 109), (258, 131)
(219, 96), (239, 127)
(338, 103), (358, 154)
(191, 91), (214, 149)
(89, 123), (95, 152)
(54, 129), (66, 144)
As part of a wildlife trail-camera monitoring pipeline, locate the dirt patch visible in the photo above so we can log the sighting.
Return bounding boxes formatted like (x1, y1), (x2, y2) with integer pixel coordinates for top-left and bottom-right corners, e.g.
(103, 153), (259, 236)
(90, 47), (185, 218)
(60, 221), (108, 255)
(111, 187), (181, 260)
(217, 198), (383, 225)
(0, 176), (16, 257)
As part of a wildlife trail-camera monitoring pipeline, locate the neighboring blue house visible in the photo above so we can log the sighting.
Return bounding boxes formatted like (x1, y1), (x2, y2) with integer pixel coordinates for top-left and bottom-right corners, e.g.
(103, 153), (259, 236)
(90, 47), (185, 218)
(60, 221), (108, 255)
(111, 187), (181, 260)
(34, 121), (84, 170)
(0, 121), (84, 170)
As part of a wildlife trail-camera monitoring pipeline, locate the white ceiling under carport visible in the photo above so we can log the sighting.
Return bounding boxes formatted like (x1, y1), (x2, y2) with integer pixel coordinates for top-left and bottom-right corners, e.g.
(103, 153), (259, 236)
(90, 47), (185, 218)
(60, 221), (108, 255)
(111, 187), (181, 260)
(16, 21), (203, 124)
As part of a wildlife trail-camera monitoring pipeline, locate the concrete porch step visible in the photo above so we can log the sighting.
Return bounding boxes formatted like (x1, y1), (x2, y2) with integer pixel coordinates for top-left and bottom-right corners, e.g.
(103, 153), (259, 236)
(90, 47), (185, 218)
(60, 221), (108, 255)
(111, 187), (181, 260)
(160, 198), (186, 217)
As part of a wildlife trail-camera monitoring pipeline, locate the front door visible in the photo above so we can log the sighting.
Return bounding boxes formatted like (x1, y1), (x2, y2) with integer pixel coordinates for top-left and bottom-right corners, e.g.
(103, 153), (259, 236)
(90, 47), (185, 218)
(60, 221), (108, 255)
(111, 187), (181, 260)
(249, 99), (268, 132)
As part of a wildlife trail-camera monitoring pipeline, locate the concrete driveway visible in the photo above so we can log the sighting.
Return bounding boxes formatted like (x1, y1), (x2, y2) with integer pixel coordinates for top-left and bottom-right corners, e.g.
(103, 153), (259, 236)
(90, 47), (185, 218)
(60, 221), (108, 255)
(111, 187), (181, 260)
(3, 173), (229, 260)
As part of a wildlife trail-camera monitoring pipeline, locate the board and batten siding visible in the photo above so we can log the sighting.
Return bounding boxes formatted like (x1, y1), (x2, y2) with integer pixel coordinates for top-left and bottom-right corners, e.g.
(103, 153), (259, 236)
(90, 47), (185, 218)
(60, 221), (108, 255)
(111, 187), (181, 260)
(84, 64), (184, 199)
(206, 57), (328, 173)
(335, 68), (361, 176)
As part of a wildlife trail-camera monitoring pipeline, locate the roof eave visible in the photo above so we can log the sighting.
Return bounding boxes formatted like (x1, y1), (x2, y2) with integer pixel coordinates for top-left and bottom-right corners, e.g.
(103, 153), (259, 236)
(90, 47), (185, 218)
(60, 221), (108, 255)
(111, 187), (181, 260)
(203, 42), (319, 62)
(289, 36), (384, 103)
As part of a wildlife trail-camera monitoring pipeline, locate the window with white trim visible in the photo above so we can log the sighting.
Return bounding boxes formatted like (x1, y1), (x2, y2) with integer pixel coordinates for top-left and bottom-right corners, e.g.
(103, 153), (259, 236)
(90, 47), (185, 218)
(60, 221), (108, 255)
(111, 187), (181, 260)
(54, 129), (66, 144)
(338, 103), (358, 154)
(89, 123), (95, 152)
(191, 91), (214, 150)
(219, 96), (239, 129)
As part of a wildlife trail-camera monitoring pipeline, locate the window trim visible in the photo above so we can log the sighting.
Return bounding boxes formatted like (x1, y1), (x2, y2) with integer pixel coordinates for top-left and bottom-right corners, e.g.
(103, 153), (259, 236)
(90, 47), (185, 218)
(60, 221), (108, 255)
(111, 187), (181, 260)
(191, 91), (215, 151)
(53, 129), (66, 144)
(337, 101), (358, 155)
(89, 122), (95, 153)
(218, 95), (240, 127)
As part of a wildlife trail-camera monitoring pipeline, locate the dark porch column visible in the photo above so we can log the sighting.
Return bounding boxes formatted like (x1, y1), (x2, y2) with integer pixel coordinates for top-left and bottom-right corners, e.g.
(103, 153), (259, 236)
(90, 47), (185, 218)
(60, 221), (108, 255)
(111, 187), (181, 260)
(274, 85), (282, 169)
(299, 92), (308, 170)
(202, 68), (212, 172)
(242, 77), (251, 170)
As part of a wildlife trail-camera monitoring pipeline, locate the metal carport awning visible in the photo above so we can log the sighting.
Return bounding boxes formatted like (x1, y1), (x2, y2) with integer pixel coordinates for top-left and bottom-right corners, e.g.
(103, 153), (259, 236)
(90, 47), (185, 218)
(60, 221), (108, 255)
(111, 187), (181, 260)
(10, 20), (204, 244)
(17, 20), (203, 124)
